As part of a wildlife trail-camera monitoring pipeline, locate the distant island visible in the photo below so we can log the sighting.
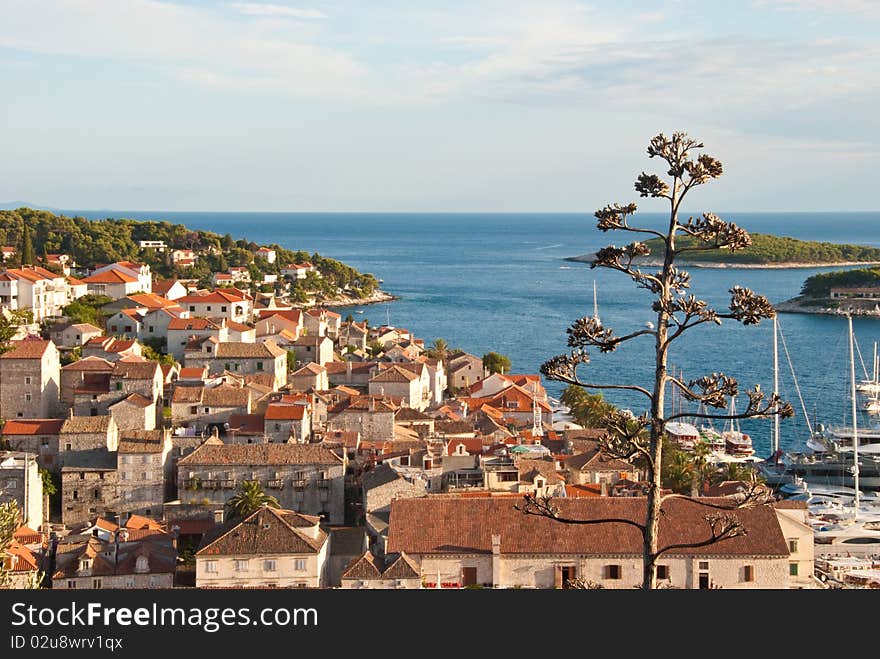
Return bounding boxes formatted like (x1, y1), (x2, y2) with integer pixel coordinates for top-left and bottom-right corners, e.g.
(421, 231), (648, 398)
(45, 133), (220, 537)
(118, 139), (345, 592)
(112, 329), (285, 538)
(0, 207), (395, 307)
(777, 267), (880, 317)
(565, 233), (880, 269)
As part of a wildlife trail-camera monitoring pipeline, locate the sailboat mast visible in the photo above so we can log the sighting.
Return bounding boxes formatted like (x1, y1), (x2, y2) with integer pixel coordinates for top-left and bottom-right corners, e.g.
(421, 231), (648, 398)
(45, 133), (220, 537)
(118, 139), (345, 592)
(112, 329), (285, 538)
(848, 314), (860, 517)
(593, 280), (599, 323)
(773, 315), (780, 455)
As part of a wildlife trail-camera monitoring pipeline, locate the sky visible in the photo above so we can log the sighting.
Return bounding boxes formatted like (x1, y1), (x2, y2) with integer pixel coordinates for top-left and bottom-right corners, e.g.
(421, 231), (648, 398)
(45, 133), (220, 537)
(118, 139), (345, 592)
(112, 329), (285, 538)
(0, 0), (878, 212)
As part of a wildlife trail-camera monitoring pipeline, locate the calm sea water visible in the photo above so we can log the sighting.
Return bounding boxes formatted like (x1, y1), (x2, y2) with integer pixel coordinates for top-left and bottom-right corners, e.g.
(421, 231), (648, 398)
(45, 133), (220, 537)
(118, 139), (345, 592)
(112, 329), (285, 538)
(67, 210), (880, 456)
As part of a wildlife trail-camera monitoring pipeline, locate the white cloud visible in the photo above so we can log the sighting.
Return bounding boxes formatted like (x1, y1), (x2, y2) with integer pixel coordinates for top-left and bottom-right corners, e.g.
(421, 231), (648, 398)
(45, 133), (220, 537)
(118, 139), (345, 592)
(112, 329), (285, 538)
(0, 0), (361, 97)
(760, 0), (880, 17)
(228, 3), (327, 19)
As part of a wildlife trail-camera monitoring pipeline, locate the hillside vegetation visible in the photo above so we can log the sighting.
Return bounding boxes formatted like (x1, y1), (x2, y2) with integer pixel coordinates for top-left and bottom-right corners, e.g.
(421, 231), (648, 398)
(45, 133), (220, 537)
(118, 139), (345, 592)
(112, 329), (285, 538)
(0, 207), (379, 300)
(641, 233), (880, 264)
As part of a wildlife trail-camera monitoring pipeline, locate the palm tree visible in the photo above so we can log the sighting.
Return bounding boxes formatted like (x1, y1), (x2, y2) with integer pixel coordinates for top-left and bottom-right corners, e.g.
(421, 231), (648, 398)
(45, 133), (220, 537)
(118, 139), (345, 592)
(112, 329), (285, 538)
(662, 451), (695, 494)
(224, 480), (280, 520)
(710, 462), (759, 487)
(426, 338), (449, 362)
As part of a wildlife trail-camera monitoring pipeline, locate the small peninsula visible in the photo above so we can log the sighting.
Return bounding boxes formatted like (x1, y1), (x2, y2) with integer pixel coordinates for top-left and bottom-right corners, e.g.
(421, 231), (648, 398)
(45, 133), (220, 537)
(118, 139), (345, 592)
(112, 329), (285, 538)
(566, 233), (880, 269)
(0, 207), (394, 308)
(777, 267), (880, 317)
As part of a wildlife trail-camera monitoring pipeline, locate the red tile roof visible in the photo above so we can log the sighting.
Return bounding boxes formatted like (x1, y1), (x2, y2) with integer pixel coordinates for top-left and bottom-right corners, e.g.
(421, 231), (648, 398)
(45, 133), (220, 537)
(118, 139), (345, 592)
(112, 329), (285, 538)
(265, 403), (308, 421)
(2, 418), (65, 435)
(0, 339), (52, 359)
(387, 497), (790, 557)
(83, 269), (138, 284)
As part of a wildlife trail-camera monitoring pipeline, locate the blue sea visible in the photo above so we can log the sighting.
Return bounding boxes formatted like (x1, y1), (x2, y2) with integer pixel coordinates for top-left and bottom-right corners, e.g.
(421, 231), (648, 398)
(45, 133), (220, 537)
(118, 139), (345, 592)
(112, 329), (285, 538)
(66, 209), (880, 456)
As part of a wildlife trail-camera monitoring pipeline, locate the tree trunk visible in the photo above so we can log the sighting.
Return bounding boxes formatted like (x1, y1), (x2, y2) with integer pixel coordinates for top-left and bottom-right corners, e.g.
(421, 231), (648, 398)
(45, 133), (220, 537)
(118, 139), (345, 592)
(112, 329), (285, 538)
(642, 180), (680, 590)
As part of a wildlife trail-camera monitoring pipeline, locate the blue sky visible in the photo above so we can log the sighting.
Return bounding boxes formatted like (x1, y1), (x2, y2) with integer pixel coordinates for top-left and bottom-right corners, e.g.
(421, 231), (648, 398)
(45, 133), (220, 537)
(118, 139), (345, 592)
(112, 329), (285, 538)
(1, 0), (878, 212)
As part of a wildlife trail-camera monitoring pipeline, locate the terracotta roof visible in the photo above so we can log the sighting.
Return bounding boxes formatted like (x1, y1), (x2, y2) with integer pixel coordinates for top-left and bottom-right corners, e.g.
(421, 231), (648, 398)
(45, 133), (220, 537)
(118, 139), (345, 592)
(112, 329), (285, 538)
(370, 365), (419, 384)
(565, 484), (603, 497)
(178, 442), (342, 466)
(1, 339), (52, 359)
(126, 293), (177, 309)
(322, 429), (360, 448)
(60, 416), (114, 434)
(178, 289), (250, 304)
(151, 279), (180, 295)
(341, 551), (383, 579)
(83, 269), (138, 284)
(214, 341), (286, 359)
(196, 507), (327, 556)
(292, 363), (326, 376)
(387, 497), (790, 557)
(265, 403), (308, 421)
(436, 421), (475, 435)
(564, 446), (635, 473)
(13, 526), (43, 545)
(4, 540), (40, 572)
(228, 413), (265, 435)
(112, 359), (160, 380)
(66, 276), (87, 286)
(226, 321), (253, 333)
(445, 437), (486, 455)
(118, 434), (165, 453)
(330, 395), (398, 414)
(187, 384), (251, 408)
(168, 317), (225, 331)
(2, 418), (65, 435)
(325, 361), (377, 375)
(518, 458), (561, 484)
(256, 309), (302, 323)
(178, 367), (207, 380)
(110, 393), (154, 409)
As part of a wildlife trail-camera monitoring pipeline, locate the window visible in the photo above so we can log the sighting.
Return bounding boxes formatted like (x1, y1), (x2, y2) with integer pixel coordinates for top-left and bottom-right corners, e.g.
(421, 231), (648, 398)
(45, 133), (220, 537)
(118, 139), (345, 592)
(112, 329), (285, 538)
(789, 563), (799, 577)
(92, 578), (102, 589)
(204, 407), (210, 414)
(256, 362), (264, 371)
(93, 488), (100, 499)
(67, 581), (76, 589)
(788, 539), (798, 553)
(25, 393), (31, 402)
(189, 306), (195, 312)
(234, 560), (249, 572)
(140, 472), (146, 481)
(294, 559), (307, 572)
(604, 565), (621, 580)
(24, 376), (31, 385)
(125, 325), (132, 333)
(698, 572), (710, 589)
(125, 578), (134, 588)
(224, 363), (231, 371)
(656, 565), (670, 580)
(111, 325), (118, 332)
(72, 490), (78, 500)
(743, 565), (755, 582)
(698, 561), (709, 570)
(205, 561), (217, 573)
(116, 382), (123, 390)
(65, 443), (72, 451)
(148, 326), (154, 333)
(264, 560), (276, 572)
(190, 406), (197, 414)
(206, 306), (212, 312)
(535, 479), (545, 489)
(221, 306), (227, 313)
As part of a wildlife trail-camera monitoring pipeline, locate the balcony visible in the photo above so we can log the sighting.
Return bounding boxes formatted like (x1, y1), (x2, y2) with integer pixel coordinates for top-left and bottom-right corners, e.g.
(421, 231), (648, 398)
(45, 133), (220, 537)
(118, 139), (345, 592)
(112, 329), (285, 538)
(316, 478), (331, 489)
(266, 479), (285, 490)
(292, 479), (308, 490)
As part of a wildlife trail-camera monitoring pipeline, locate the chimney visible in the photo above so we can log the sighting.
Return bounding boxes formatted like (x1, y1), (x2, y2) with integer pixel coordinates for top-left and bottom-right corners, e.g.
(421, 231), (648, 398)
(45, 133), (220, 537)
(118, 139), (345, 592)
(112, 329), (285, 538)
(600, 482), (608, 497)
(346, 360), (352, 380)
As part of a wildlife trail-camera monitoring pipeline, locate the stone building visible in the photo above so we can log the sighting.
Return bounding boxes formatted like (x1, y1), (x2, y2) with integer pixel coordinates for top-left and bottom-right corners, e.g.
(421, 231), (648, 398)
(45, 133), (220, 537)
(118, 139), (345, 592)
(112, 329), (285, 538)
(177, 440), (345, 524)
(0, 338), (60, 420)
(340, 551), (421, 589)
(117, 431), (172, 517)
(184, 339), (288, 390)
(289, 363), (328, 392)
(51, 520), (176, 589)
(264, 400), (311, 443)
(61, 453), (119, 526)
(369, 364), (430, 411)
(109, 394), (157, 431)
(50, 322), (103, 348)
(58, 415), (119, 470)
(387, 496), (796, 589)
(195, 507), (329, 589)
(60, 356), (114, 412)
(291, 335), (334, 367)
(0, 418), (65, 471)
(446, 352), (487, 393)
(170, 383), (251, 429)
(327, 395), (397, 442)
(0, 451), (43, 529)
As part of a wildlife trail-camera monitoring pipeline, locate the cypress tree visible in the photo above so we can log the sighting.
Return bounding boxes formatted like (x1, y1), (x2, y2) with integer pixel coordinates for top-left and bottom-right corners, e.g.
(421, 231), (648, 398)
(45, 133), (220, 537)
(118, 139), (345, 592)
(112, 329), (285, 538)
(20, 226), (35, 265)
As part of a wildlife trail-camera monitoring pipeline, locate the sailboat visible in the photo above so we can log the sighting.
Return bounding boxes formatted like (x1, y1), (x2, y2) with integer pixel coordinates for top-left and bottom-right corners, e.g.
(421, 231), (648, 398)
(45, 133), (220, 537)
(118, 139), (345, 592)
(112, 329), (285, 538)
(783, 315), (880, 491)
(856, 341), (880, 397)
(592, 280), (600, 326)
(722, 396), (755, 458)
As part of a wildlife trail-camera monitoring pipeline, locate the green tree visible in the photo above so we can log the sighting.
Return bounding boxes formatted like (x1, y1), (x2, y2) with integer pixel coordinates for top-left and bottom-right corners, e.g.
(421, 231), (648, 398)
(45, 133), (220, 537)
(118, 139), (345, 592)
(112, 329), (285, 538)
(225, 480), (280, 520)
(559, 385), (617, 428)
(520, 131), (793, 589)
(0, 500), (43, 588)
(19, 226), (35, 265)
(287, 349), (297, 372)
(482, 351), (511, 375)
(425, 338), (450, 362)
